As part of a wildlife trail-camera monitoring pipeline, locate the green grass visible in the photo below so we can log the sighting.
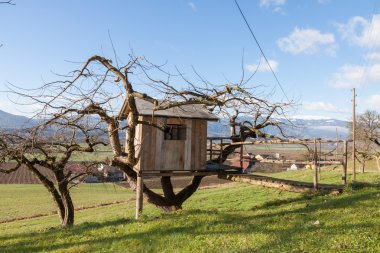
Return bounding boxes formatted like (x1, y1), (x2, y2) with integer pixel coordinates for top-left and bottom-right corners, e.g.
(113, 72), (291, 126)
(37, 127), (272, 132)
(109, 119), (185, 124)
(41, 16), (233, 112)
(1, 174), (380, 252)
(0, 184), (132, 222)
(253, 159), (380, 185)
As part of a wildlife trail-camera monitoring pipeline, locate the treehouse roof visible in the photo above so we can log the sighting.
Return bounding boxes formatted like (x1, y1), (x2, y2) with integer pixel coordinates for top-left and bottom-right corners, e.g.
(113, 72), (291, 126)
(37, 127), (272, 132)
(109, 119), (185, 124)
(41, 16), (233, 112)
(119, 97), (219, 121)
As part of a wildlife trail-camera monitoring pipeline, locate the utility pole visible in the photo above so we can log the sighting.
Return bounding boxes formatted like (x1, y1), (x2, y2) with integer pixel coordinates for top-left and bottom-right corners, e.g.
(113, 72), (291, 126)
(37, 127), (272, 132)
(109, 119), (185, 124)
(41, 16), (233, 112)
(352, 88), (356, 181)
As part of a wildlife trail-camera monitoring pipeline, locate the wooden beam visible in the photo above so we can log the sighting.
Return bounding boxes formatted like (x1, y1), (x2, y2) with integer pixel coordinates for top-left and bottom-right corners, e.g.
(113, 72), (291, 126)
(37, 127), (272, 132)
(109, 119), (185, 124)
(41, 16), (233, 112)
(135, 175), (143, 219)
(245, 159), (342, 165)
(230, 139), (352, 146)
(140, 170), (241, 177)
(207, 137), (232, 140)
(313, 139), (319, 190)
(342, 140), (348, 185)
(209, 139), (213, 161)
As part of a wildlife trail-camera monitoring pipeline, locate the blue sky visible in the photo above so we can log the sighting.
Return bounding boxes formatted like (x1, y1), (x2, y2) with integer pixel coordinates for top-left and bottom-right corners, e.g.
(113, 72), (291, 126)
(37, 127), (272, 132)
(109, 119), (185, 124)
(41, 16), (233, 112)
(0, 0), (379, 120)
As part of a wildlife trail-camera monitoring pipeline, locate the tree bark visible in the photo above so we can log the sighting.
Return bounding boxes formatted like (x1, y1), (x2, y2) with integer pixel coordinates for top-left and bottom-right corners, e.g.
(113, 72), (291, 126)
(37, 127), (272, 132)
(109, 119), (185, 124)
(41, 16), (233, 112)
(27, 165), (67, 225)
(116, 163), (203, 212)
(58, 181), (74, 227)
(55, 170), (74, 227)
(361, 159), (365, 173)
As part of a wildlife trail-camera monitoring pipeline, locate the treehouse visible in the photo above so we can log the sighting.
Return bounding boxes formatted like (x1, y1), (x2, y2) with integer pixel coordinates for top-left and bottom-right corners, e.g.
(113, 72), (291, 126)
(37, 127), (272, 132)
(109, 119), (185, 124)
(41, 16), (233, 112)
(119, 98), (219, 174)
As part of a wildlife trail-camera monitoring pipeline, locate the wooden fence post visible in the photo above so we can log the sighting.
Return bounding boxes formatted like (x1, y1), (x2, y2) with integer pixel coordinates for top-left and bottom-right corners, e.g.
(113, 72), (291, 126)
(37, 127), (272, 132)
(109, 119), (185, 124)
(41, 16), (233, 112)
(318, 140), (322, 181)
(342, 140), (348, 185)
(135, 175), (143, 219)
(219, 139), (223, 169)
(209, 139), (213, 161)
(240, 145), (243, 171)
(313, 139), (319, 190)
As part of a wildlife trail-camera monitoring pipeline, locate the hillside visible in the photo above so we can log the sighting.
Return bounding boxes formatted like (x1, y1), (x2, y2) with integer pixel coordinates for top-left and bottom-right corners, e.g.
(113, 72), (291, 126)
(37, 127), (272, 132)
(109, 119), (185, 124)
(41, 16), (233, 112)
(208, 117), (349, 140)
(0, 109), (349, 139)
(0, 110), (36, 129)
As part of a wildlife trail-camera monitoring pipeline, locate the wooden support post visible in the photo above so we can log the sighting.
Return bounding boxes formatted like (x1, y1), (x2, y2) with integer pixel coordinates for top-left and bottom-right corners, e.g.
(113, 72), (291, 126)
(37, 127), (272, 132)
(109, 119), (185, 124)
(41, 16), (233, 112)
(318, 140), (322, 181)
(336, 128), (339, 162)
(313, 139), (319, 190)
(135, 175), (143, 219)
(219, 139), (223, 169)
(209, 139), (213, 161)
(240, 144), (243, 171)
(342, 140), (348, 185)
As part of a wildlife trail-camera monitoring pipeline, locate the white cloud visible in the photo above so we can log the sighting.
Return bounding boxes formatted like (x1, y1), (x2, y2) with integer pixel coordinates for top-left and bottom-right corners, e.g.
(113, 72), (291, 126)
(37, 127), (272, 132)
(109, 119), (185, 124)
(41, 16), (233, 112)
(303, 101), (349, 113)
(246, 59), (279, 73)
(364, 52), (380, 61)
(277, 27), (337, 56)
(259, 0), (286, 13)
(336, 14), (380, 48)
(331, 63), (380, 88)
(260, 0), (286, 8)
(368, 94), (380, 110)
(188, 2), (197, 12)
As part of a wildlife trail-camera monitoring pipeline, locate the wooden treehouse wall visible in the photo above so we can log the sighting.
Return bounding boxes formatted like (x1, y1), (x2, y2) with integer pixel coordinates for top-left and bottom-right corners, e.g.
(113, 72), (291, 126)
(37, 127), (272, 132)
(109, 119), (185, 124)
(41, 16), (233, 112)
(133, 116), (208, 171)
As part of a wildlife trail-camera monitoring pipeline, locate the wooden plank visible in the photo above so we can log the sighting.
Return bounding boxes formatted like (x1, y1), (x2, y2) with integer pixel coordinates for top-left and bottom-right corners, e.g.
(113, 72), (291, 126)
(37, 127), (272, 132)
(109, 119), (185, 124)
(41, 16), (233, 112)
(207, 137), (232, 140)
(184, 119), (192, 171)
(230, 139), (352, 146)
(161, 140), (182, 170)
(155, 117), (166, 171)
(342, 140), (348, 185)
(179, 139), (185, 170)
(148, 116), (157, 171)
(139, 121), (149, 171)
(314, 139), (318, 190)
(199, 120), (207, 170)
(166, 118), (185, 125)
(141, 170), (241, 177)
(133, 117), (143, 171)
(190, 120), (197, 170)
(246, 159), (342, 165)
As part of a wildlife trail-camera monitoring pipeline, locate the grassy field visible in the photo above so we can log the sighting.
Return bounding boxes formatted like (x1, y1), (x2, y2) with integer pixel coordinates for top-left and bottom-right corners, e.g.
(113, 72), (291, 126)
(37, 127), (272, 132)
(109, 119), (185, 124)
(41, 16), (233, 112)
(1, 172), (380, 252)
(0, 184), (132, 222)
(254, 159), (380, 185)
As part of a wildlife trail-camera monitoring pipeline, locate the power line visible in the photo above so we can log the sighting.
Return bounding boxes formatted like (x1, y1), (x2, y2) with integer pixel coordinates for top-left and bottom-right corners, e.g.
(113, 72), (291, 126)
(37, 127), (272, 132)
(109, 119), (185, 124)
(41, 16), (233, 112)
(233, 0), (290, 103)
(357, 0), (380, 89)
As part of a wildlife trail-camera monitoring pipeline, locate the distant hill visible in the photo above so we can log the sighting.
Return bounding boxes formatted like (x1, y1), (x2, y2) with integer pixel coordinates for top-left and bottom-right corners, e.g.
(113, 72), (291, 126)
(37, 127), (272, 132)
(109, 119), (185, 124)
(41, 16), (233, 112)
(208, 117), (349, 140)
(0, 110), (349, 140)
(0, 110), (37, 129)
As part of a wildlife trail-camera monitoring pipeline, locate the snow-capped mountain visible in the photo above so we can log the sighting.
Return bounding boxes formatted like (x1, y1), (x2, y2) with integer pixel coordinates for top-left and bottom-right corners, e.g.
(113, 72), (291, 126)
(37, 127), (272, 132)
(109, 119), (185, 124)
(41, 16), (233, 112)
(208, 117), (349, 140)
(0, 109), (349, 140)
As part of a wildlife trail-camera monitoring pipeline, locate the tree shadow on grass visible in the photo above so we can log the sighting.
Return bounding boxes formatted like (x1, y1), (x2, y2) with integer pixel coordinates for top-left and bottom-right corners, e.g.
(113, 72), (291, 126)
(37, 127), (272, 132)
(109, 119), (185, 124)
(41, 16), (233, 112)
(1, 187), (380, 252)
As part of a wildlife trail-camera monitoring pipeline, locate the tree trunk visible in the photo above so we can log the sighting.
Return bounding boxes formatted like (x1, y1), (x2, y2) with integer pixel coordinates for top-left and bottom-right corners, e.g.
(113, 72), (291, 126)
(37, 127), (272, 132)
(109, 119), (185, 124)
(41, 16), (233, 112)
(116, 163), (203, 212)
(55, 171), (75, 227)
(27, 165), (67, 225)
(59, 184), (75, 227)
(377, 156), (380, 172)
(361, 159), (365, 173)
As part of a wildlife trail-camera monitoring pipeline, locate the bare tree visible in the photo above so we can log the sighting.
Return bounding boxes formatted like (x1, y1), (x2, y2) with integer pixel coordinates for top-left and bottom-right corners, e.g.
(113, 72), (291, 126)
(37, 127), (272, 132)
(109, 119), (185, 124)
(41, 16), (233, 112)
(0, 119), (106, 227)
(0, 1), (15, 4)
(353, 110), (380, 171)
(5, 54), (293, 212)
(0, 0), (15, 48)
